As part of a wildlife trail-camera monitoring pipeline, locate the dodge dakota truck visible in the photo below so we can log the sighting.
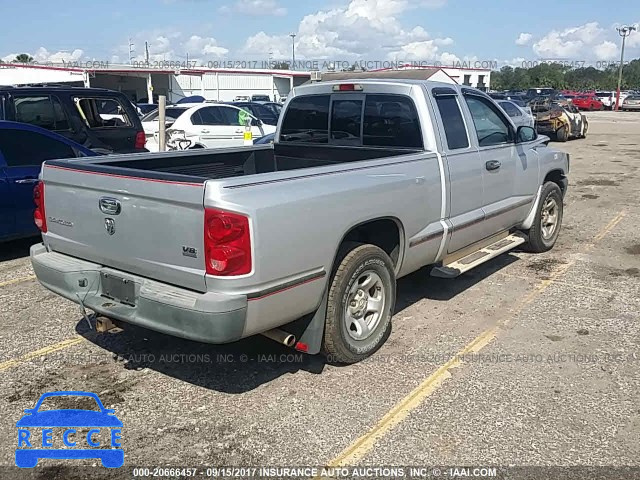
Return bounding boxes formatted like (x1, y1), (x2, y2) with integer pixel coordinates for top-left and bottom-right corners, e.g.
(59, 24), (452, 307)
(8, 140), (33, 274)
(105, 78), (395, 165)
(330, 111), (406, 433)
(30, 80), (569, 364)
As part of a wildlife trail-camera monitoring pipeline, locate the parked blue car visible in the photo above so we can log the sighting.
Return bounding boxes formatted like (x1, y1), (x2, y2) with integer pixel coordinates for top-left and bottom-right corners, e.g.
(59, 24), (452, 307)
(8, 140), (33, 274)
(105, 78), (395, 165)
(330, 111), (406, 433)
(0, 121), (97, 242)
(16, 391), (124, 468)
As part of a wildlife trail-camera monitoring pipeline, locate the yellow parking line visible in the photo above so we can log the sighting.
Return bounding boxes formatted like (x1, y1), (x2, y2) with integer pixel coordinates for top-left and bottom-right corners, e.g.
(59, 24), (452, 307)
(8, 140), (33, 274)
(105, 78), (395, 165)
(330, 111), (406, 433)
(322, 210), (626, 470)
(329, 326), (498, 467)
(0, 337), (84, 372)
(0, 275), (36, 288)
(594, 211), (626, 243)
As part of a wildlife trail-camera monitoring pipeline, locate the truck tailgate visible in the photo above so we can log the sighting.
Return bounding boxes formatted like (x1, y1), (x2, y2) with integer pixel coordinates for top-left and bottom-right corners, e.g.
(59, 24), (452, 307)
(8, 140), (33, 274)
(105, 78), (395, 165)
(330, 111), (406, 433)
(41, 163), (207, 292)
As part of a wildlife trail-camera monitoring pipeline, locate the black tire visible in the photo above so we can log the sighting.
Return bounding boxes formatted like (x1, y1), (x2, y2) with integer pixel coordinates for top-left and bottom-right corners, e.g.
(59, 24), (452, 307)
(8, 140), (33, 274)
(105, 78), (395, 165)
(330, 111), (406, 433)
(322, 244), (396, 364)
(556, 125), (569, 142)
(523, 182), (564, 253)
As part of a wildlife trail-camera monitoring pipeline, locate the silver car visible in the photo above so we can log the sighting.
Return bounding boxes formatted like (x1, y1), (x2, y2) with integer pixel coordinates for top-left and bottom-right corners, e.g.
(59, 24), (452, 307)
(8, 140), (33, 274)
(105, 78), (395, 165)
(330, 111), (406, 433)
(621, 95), (640, 111)
(497, 100), (535, 128)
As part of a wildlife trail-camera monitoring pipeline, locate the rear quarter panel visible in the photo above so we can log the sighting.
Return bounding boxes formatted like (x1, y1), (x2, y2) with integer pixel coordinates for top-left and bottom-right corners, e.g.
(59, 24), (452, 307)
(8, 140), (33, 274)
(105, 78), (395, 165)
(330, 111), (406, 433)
(204, 152), (443, 336)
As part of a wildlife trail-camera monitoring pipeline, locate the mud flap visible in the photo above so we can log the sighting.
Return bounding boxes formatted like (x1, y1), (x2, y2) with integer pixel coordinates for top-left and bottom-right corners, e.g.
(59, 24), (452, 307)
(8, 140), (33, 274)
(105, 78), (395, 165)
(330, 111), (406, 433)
(282, 288), (328, 355)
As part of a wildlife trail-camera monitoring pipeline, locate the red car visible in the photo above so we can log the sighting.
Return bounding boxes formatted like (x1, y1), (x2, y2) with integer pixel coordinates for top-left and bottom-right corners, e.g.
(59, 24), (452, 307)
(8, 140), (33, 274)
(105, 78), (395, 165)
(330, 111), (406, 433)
(571, 95), (604, 111)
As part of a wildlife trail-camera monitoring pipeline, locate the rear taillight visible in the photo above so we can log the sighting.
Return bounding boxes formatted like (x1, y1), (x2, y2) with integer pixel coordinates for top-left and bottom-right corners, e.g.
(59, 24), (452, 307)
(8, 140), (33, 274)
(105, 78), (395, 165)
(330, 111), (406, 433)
(33, 182), (47, 233)
(135, 131), (146, 149)
(204, 209), (252, 276)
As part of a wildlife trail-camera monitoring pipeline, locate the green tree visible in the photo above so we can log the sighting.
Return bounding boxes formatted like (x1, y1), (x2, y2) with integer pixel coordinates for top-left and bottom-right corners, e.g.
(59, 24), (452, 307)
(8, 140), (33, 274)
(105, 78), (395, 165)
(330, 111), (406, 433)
(272, 61), (290, 70)
(13, 53), (34, 63)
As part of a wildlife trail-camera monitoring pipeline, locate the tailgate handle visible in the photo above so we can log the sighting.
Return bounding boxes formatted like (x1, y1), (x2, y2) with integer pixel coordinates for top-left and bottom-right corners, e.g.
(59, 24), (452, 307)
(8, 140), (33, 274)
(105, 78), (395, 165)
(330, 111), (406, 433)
(99, 197), (122, 215)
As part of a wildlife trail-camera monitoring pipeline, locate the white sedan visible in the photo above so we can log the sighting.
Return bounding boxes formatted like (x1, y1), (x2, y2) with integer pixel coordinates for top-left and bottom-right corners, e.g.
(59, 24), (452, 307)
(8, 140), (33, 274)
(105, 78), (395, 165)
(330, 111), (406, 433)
(142, 103), (276, 152)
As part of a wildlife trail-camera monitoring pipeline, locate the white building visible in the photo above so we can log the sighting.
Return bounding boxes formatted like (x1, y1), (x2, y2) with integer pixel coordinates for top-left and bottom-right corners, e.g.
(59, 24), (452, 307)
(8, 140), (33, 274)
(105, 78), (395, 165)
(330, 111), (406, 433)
(0, 63), (311, 103)
(315, 64), (491, 90)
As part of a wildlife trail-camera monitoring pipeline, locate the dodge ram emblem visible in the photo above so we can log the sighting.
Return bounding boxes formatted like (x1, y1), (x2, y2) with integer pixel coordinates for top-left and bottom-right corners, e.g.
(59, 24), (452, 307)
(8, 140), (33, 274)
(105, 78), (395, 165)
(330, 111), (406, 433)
(104, 218), (116, 236)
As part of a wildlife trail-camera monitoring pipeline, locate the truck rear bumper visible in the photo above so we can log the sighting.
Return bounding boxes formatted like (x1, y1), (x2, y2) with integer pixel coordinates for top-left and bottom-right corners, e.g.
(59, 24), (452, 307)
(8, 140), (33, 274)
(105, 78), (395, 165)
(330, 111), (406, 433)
(30, 243), (247, 344)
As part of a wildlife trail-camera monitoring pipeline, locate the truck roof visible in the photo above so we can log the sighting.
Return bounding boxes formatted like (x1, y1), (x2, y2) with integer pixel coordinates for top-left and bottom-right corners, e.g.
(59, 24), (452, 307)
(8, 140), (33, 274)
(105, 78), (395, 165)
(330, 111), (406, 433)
(295, 78), (475, 95)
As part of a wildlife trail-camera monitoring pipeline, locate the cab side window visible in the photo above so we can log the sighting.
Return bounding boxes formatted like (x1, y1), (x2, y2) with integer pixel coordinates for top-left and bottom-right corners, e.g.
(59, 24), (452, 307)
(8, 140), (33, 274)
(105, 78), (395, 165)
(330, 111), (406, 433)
(434, 95), (469, 150)
(464, 95), (514, 147)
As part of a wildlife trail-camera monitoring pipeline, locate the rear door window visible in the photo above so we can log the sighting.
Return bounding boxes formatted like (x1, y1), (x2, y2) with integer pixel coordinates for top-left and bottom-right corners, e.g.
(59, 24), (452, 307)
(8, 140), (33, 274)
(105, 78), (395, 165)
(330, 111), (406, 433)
(280, 95), (330, 143)
(0, 129), (76, 166)
(14, 95), (70, 131)
(434, 95), (469, 150)
(363, 95), (422, 148)
(499, 101), (522, 117)
(75, 97), (132, 128)
(192, 106), (226, 125)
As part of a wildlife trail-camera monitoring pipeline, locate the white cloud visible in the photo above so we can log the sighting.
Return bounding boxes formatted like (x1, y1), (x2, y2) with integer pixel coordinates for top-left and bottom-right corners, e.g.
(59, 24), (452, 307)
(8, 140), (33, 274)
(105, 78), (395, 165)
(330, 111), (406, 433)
(184, 35), (229, 57)
(624, 22), (640, 47)
(242, 0), (454, 61)
(220, 0), (287, 17)
(118, 30), (228, 63)
(532, 22), (605, 58)
(515, 33), (532, 46)
(1, 48), (84, 64)
(593, 40), (618, 60)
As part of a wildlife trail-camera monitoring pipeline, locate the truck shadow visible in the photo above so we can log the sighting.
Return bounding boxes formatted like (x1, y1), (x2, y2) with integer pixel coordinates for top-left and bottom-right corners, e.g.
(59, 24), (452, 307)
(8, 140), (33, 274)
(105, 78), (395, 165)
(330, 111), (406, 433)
(75, 253), (520, 394)
(0, 237), (37, 262)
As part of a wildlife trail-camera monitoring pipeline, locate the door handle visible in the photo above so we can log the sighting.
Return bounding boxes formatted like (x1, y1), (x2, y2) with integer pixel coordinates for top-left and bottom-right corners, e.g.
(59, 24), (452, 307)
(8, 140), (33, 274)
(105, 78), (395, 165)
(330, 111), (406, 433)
(485, 160), (502, 171)
(15, 178), (39, 184)
(201, 130), (210, 134)
(235, 129), (244, 134)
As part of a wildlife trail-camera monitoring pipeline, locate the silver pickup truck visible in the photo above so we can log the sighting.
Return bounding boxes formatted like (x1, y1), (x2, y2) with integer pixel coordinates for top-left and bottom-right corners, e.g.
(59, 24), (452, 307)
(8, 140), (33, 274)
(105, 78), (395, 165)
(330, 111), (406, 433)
(31, 80), (569, 364)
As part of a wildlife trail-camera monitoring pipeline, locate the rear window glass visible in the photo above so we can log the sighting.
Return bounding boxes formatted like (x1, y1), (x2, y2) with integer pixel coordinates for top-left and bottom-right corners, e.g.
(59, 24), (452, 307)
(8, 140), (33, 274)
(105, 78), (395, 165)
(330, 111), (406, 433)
(363, 95), (422, 148)
(499, 101), (522, 117)
(14, 95), (69, 131)
(142, 107), (187, 122)
(280, 95), (329, 143)
(434, 95), (469, 150)
(75, 97), (132, 128)
(331, 99), (362, 145)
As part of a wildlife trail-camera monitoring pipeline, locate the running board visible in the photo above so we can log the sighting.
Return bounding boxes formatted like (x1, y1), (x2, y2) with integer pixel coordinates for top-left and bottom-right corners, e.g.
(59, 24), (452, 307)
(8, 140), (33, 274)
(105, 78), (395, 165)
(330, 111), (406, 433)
(431, 234), (526, 279)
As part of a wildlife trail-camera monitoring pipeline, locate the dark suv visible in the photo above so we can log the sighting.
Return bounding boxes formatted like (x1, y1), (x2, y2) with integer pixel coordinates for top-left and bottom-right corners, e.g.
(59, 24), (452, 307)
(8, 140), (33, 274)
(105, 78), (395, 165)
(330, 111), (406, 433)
(0, 86), (146, 153)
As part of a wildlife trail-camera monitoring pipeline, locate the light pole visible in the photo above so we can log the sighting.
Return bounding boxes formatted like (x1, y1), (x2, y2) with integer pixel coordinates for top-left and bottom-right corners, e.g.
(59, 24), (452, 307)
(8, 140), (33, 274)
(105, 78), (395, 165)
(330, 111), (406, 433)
(289, 33), (296, 70)
(614, 25), (637, 111)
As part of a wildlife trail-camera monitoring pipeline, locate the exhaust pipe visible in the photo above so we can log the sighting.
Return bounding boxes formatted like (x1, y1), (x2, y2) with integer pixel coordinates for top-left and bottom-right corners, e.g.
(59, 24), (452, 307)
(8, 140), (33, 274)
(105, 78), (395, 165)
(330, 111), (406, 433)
(262, 328), (297, 348)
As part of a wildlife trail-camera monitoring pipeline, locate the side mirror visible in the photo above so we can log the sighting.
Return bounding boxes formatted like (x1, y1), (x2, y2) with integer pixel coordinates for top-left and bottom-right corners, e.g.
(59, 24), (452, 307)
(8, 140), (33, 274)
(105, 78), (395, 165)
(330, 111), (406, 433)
(516, 126), (537, 143)
(252, 118), (263, 127)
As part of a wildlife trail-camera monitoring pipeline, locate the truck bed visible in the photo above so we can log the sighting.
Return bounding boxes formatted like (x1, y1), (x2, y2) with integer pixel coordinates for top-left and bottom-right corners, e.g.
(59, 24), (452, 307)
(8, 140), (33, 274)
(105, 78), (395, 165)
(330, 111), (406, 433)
(47, 144), (420, 183)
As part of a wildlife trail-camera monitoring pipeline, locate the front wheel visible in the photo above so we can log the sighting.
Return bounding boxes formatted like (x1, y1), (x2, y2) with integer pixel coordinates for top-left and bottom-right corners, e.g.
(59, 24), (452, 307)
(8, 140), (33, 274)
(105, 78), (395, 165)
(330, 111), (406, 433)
(523, 182), (564, 253)
(322, 244), (396, 364)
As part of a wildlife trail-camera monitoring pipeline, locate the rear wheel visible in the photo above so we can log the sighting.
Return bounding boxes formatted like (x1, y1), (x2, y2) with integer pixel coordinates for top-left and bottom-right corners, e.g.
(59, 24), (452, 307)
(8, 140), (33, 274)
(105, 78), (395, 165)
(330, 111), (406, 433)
(555, 125), (569, 142)
(523, 182), (564, 253)
(322, 244), (396, 364)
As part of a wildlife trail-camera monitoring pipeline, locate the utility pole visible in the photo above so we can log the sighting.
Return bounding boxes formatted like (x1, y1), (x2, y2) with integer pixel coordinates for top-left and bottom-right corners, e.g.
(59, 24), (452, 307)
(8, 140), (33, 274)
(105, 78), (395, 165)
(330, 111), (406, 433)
(145, 41), (150, 65)
(128, 38), (135, 65)
(614, 25), (637, 111)
(289, 33), (296, 70)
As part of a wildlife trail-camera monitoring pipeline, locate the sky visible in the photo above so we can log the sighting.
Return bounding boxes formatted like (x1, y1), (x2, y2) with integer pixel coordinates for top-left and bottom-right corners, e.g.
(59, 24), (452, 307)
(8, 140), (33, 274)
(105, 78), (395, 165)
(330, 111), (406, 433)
(1, 0), (640, 69)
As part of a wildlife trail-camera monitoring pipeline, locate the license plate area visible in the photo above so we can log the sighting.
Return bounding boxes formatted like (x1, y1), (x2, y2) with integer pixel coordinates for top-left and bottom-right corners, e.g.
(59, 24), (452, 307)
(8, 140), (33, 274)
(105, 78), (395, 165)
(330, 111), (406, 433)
(100, 272), (136, 307)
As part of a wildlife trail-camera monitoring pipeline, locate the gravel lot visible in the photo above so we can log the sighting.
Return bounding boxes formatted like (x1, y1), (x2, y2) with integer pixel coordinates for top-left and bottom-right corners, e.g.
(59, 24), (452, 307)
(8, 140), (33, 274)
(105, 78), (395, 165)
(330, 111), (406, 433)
(1, 111), (639, 480)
